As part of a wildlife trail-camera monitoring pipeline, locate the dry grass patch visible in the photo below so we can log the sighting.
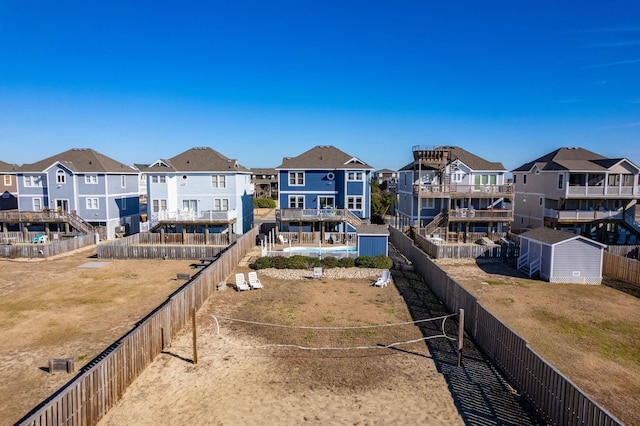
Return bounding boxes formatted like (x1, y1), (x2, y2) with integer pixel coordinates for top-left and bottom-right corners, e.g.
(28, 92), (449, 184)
(435, 258), (640, 426)
(0, 248), (196, 425)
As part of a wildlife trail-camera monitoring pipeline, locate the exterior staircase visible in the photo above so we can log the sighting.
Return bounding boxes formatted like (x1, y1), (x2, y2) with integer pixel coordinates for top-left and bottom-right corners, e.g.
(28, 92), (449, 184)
(424, 212), (448, 237)
(517, 252), (541, 278)
(67, 212), (94, 235)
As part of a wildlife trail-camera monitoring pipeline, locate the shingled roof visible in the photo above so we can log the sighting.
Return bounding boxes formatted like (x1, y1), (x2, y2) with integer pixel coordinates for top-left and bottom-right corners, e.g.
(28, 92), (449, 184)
(276, 146), (373, 170)
(511, 147), (630, 172)
(0, 160), (19, 173)
(520, 227), (605, 248)
(19, 149), (137, 173)
(144, 147), (250, 173)
(399, 146), (505, 171)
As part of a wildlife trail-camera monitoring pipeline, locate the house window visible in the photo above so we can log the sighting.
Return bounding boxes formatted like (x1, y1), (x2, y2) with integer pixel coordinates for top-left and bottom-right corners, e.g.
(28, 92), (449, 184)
(318, 196), (335, 209)
(152, 199), (167, 213)
(288, 196), (304, 208)
(347, 196), (363, 210)
(558, 174), (564, 190)
(24, 175), (42, 187)
(182, 200), (198, 212)
(621, 174), (633, 186)
(420, 198), (435, 209)
(4, 175), (11, 186)
(85, 175), (98, 184)
(513, 175), (517, 184)
(539, 197), (543, 206)
(211, 175), (226, 188)
(151, 175), (166, 184)
(56, 170), (66, 184)
(347, 172), (363, 181)
(288, 172), (304, 186)
(33, 198), (42, 211)
(213, 198), (229, 211)
(121, 175), (126, 188)
(523, 175), (527, 184)
(452, 173), (463, 183)
(86, 198), (99, 210)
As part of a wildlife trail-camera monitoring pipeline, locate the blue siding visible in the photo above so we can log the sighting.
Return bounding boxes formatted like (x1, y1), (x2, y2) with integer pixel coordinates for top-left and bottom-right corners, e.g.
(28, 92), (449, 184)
(357, 235), (388, 257)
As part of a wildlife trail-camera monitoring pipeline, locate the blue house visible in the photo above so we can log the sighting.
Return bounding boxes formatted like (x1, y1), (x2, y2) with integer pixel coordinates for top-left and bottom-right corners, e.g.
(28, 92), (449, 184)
(275, 145), (376, 242)
(143, 147), (254, 236)
(15, 148), (140, 239)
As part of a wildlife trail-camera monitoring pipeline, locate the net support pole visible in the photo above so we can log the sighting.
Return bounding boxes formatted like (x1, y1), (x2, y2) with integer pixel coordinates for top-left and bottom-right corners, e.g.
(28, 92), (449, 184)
(457, 308), (464, 367)
(192, 308), (198, 364)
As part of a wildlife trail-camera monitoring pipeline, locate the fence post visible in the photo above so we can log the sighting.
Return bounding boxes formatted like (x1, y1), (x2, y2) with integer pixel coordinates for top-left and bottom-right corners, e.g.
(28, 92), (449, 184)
(192, 308), (198, 364)
(457, 308), (464, 367)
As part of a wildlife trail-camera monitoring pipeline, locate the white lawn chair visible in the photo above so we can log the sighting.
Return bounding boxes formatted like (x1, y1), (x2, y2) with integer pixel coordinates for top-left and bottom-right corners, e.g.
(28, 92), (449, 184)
(235, 273), (250, 291)
(373, 270), (391, 288)
(278, 234), (288, 244)
(247, 271), (263, 289)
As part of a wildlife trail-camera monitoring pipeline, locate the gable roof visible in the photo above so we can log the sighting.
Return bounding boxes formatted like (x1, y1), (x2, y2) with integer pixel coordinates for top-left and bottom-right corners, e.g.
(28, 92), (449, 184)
(19, 148), (137, 174)
(0, 160), (19, 173)
(144, 147), (250, 173)
(399, 146), (505, 172)
(276, 145), (373, 170)
(251, 167), (277, 176)
(511, 147), (638, 173)
(520, 227), (606, 248)
(446, 146), (506, 171)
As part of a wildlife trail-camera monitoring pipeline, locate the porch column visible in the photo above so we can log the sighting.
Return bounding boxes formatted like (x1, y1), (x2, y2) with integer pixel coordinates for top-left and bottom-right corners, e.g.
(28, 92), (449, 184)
(160, 228), (165, 244)
(182, 227), (187, 245)
(204, 226), (209, 245)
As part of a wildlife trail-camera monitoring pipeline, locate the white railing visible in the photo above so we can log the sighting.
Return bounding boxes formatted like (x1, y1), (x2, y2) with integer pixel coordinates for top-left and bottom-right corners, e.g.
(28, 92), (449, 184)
(567, 185), (636, 197)
(153, 209), (237, 223)
(544, 208), (622, 221)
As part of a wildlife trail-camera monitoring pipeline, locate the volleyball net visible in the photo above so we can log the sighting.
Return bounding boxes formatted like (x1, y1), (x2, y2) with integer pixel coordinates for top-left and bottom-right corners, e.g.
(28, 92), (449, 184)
(211, 313), (460, 351)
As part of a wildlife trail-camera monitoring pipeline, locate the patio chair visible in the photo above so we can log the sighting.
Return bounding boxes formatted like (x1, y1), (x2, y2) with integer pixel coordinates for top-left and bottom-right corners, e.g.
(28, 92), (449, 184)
(235, 273), (250, 291)
(278, 234), (288, 244)
(247, 271), (263, 289)
(373, 269), (391, 288)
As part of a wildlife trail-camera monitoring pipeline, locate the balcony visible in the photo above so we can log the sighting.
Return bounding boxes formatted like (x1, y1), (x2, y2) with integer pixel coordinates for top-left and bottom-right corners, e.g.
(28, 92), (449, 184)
(566, 185), (636, 197)
(414, 184), (513, 198)
(544, 208), (622, 222)
(151, 209), (237, 225)
(447, 208), (513, 222)
(276, 208), (363, 227)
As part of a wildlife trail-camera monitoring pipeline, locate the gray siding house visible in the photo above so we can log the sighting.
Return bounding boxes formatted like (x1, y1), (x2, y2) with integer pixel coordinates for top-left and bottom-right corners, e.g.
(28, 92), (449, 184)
(16, 148), (141, 239)
(517, 227), (606, 284)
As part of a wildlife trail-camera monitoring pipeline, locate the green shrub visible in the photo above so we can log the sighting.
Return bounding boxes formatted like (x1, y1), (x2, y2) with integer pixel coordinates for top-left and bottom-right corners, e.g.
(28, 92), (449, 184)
(355, 256), (375, 268)
(337, 257), (355, 268)
(321, 256), (339, 269)
(272, 256), (288, 269)
(286, 255), (310, 269)
(254, 198), (276, 208)
(373, 255), (394, 269)
(307, 257), (322, 267)
(253, 256), (272, 270)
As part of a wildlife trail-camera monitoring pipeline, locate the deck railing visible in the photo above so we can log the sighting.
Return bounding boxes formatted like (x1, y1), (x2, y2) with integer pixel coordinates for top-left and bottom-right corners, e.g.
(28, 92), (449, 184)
(414, 184), (513, 198)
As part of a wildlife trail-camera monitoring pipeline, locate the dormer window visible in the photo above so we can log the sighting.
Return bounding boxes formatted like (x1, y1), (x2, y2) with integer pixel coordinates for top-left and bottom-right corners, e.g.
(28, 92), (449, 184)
(56, 170), (66, 184)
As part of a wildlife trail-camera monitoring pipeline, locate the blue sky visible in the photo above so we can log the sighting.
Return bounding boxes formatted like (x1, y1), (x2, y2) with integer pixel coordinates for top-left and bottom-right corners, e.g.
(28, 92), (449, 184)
(1, 1), (639, 172)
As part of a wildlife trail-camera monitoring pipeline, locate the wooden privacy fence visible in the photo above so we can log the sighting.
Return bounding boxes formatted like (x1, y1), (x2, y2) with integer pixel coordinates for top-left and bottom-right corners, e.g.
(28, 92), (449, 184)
(97, 234), (227, 260)
(389, 227), (622, 426)
(603, 251), (640, 284)
(17, 226), (259, 426)
(137, 232), (235, 246)
(410, 228), (519, 259)
(0, 234), (95, 259)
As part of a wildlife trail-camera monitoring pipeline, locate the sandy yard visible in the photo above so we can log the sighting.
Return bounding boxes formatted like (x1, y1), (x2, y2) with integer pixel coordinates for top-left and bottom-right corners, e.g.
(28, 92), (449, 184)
(98, 263), (466, 426)
(0, 246), (197, 425)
